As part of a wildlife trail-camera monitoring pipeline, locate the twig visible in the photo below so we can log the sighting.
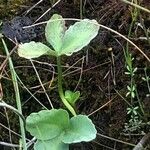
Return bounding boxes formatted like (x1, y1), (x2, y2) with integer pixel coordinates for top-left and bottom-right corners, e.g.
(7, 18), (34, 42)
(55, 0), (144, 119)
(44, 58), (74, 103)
(121, 0), (150, 13)
(133, 133), (150, 150)
(97, 133), (136, 147)
(0, 141), (20, 148)
(0, 101), (25, 124)
(24, 0), (44, 15)
(34, 0), (62, 23)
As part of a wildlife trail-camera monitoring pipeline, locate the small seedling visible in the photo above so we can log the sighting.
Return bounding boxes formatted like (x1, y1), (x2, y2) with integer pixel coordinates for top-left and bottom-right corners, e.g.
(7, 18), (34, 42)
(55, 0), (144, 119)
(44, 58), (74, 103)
(18, 14), (99, 150)
(65, 90), (80, 106)
(126, 85), (136, 98)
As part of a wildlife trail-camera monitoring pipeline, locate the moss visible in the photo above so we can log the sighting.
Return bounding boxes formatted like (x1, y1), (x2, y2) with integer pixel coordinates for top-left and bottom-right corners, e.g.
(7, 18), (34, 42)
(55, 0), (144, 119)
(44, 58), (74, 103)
(0, 0), (29, 19)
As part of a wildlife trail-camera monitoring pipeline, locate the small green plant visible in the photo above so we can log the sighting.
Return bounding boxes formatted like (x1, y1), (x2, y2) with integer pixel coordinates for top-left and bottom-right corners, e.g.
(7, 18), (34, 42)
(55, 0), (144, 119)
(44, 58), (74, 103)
(124, 53), (144, 132)
(124, 114), (142, 132)
(127, 106), (139, 116)
(18, 14), (99, 150)
(125, 54), (137, 100)
(125, 106), (142, 132)
(123, 1), (146, 132)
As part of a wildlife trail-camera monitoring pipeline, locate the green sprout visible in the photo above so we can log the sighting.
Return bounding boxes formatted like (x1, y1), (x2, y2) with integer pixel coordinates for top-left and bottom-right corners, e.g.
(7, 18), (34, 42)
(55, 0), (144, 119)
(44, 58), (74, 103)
(18, 14), (99, 150)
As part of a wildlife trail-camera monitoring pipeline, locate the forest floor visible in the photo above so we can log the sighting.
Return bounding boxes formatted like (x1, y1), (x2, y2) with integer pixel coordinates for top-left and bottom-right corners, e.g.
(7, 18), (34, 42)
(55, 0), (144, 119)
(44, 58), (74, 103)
(0, 0), (150, 150)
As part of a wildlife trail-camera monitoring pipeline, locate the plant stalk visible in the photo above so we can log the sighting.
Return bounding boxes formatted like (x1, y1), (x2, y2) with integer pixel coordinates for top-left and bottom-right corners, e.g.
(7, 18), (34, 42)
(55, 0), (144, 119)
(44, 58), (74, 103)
(57, 56), (76, 116)
(2, 39), (27, 150)
(125, 0), (138, 105)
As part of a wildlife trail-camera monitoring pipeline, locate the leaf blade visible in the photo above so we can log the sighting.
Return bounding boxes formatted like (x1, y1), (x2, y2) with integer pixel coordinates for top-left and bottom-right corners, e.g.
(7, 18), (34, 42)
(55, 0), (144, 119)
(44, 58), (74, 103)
(26, 109), (69, 140)
(45, 14), (66, 52)
(59, 19), (99, 56)
(34, 138), (69, 150)
(65, 90), (80, 106)
(62, 115), (97, 143)
(18, 41), (55, 59)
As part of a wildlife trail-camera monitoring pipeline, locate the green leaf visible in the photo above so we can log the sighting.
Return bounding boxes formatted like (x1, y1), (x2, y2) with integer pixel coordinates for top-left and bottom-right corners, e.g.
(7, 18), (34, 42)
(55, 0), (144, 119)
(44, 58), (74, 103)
(62, 115), (97, 143)
(18, 41), (56, 59)
(26, 109), (69, 140)
(59, 19), (99, 56)
(45, 14), (66, 53)
(65, 90), (80, 106)
(34, 138), (69, 150)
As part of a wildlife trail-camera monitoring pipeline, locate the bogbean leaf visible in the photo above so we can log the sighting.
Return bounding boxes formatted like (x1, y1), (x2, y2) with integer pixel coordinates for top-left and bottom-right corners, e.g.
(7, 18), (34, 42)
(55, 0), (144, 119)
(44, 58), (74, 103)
(45, 14), (66, 53)
(26, 109), (69, 140)
(65, 90), (80, 106)
(34, 138), (69, 150)
(18, 41), (56, 59)
(18, 14), (99, 58)
(59, 19), (99, 56)
(62, 115), (97, 143)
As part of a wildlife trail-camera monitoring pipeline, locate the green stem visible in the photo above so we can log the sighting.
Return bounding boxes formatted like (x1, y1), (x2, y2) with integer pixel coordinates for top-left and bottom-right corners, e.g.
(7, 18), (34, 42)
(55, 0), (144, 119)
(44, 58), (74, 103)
(125, 0), (138, 105)
(144, 68), (150, 93)
(57, 56), (76, 116)
(135, 88), (145, 117)
(2, 39), (27, 150)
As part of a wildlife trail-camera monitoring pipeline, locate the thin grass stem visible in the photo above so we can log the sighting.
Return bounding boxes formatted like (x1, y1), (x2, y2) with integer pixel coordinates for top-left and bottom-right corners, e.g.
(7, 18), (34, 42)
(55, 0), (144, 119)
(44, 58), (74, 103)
(1, 39), (27, 150)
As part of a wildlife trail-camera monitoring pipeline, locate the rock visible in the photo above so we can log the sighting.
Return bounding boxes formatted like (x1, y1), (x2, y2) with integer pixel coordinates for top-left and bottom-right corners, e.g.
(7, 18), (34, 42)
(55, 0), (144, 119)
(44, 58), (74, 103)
(2, 16), (37, 43)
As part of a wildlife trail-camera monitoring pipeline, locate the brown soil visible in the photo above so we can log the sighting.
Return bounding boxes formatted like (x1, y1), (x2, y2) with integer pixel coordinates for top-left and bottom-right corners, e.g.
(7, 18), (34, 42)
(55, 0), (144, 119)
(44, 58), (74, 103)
(0, 0), (150, 150)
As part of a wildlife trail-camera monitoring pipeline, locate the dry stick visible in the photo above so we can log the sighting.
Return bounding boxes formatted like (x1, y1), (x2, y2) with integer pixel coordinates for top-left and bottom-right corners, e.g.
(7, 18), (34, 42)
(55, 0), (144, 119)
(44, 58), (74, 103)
(16, 74), (48, 109)
(0, 122), (30, 140)
(74, 56), (84, 91)
(133, 133), (150, 150)
(0, 52), (48, 108)
(97, 133), (136, 147)
(0, 138), (36, 149)
(0, 55), (6, 58)
(24, 0), (44, 15)
(0, 102), (25, 124)
(3, 107), (14, 150)
(93, 141), (117, 150)
(97, 23), (150, 62)
(30, 59), (55, 89)
(34, 0), (62, 23)
(30, 60), (54, 108)
(122, 0), (150, 13)
(26, 137), (36, 148)
(88, 97), (115, 117)
(64, 61), (111, 77)
(0, 82), (3, 100)
(63, 56), (84, 74)
(0, 45), (17, 71)
(82, 61), (111, 73)
(23, 19), (150, 62)
(0, 141), (21, 148)
(63, 68), (81, 77)
(14, 65), (55, 88)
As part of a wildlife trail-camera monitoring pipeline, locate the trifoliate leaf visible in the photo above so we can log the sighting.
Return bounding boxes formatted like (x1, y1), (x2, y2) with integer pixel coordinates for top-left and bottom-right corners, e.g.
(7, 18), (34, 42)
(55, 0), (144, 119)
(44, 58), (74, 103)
(65, 90), (80, 106)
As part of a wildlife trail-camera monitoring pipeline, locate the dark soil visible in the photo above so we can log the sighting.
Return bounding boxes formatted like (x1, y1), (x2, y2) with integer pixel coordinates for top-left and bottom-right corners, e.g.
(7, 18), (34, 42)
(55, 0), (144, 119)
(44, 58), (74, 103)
(0, 0), (150, 150)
